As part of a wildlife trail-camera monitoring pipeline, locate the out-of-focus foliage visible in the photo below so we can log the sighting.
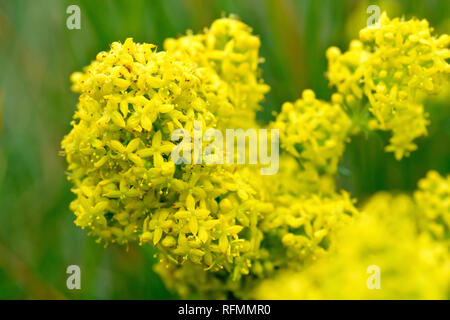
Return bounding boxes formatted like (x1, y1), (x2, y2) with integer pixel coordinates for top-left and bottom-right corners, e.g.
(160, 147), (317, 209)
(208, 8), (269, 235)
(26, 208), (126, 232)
(0, 0), (449, 299)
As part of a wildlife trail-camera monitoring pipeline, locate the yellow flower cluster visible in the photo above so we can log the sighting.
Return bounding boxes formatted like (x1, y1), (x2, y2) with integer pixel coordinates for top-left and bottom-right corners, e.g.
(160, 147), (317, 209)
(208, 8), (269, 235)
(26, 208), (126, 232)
(62, 14), (449, 299)
(327, 12), (450, 159)
(272, 89), (351, 175)
(415, 171), (450, 243)
(251, 191), (450, 299)
(155, 192), (358, 298)
(164, 17), (270, 129)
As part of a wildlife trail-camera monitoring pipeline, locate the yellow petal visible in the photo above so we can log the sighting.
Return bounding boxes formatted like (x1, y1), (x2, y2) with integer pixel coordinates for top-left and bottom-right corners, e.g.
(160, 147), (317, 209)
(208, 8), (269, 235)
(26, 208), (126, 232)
(189, 216), (198, 235)
(153, 228), (162, 245)
(136, 148), (153, 158)
(186, 194), (195, 211)
(111, 111), (126, 127)
(109, 140), (126, 153)
(219, 234), (228, 253)
(126, 138), (141, 153)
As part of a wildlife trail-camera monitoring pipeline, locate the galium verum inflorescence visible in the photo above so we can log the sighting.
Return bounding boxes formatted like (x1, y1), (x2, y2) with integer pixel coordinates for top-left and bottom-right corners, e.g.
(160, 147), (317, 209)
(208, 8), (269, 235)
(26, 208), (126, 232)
(62, 13), (450, 299)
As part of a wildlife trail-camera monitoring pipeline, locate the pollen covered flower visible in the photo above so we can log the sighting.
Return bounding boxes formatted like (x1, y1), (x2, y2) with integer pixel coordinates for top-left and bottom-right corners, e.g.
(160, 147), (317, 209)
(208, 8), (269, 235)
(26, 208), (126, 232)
(327, 12), (450, 159)
(164, 17), (270, 129)
(273, 89), (351, 175)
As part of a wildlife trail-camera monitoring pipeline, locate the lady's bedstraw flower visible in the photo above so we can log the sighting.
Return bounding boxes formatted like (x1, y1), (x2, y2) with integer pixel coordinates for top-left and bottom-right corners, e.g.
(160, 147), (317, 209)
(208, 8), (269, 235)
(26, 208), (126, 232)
(273, 89), (351, 175)
(327, 12), (450, 159)
(63, 37), (222, 245)
(164, 17), (270, 129)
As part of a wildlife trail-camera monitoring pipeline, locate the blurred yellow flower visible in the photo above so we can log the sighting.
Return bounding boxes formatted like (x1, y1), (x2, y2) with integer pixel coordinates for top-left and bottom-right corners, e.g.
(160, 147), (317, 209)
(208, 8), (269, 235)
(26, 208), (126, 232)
(251, 191), (450, 299)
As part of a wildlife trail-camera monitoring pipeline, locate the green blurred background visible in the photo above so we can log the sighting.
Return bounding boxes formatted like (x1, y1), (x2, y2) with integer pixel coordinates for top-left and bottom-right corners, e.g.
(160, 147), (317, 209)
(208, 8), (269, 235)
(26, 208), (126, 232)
(0, 0), (448, 299)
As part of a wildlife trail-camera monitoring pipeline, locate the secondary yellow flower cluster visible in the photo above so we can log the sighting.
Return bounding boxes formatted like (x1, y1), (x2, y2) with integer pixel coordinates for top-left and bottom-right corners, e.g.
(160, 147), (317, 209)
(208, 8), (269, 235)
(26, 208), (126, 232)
(251, 187), (450, 299)
(164, 17), (270, 129)
(327, 12), (450, 159)
(64, 18), (354, 297)
(273, 89), (351, 175)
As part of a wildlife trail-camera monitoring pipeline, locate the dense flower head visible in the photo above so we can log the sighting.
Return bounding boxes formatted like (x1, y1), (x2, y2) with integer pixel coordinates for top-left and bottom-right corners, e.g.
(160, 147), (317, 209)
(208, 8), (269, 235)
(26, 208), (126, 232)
(164, 17), (270, 129)
(63, 18), (357, 296)
(273, 89), (352, 175)
(251, 192), (450, 299)
(327, 12), (450, 159)
(62, 37), (234, 244)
